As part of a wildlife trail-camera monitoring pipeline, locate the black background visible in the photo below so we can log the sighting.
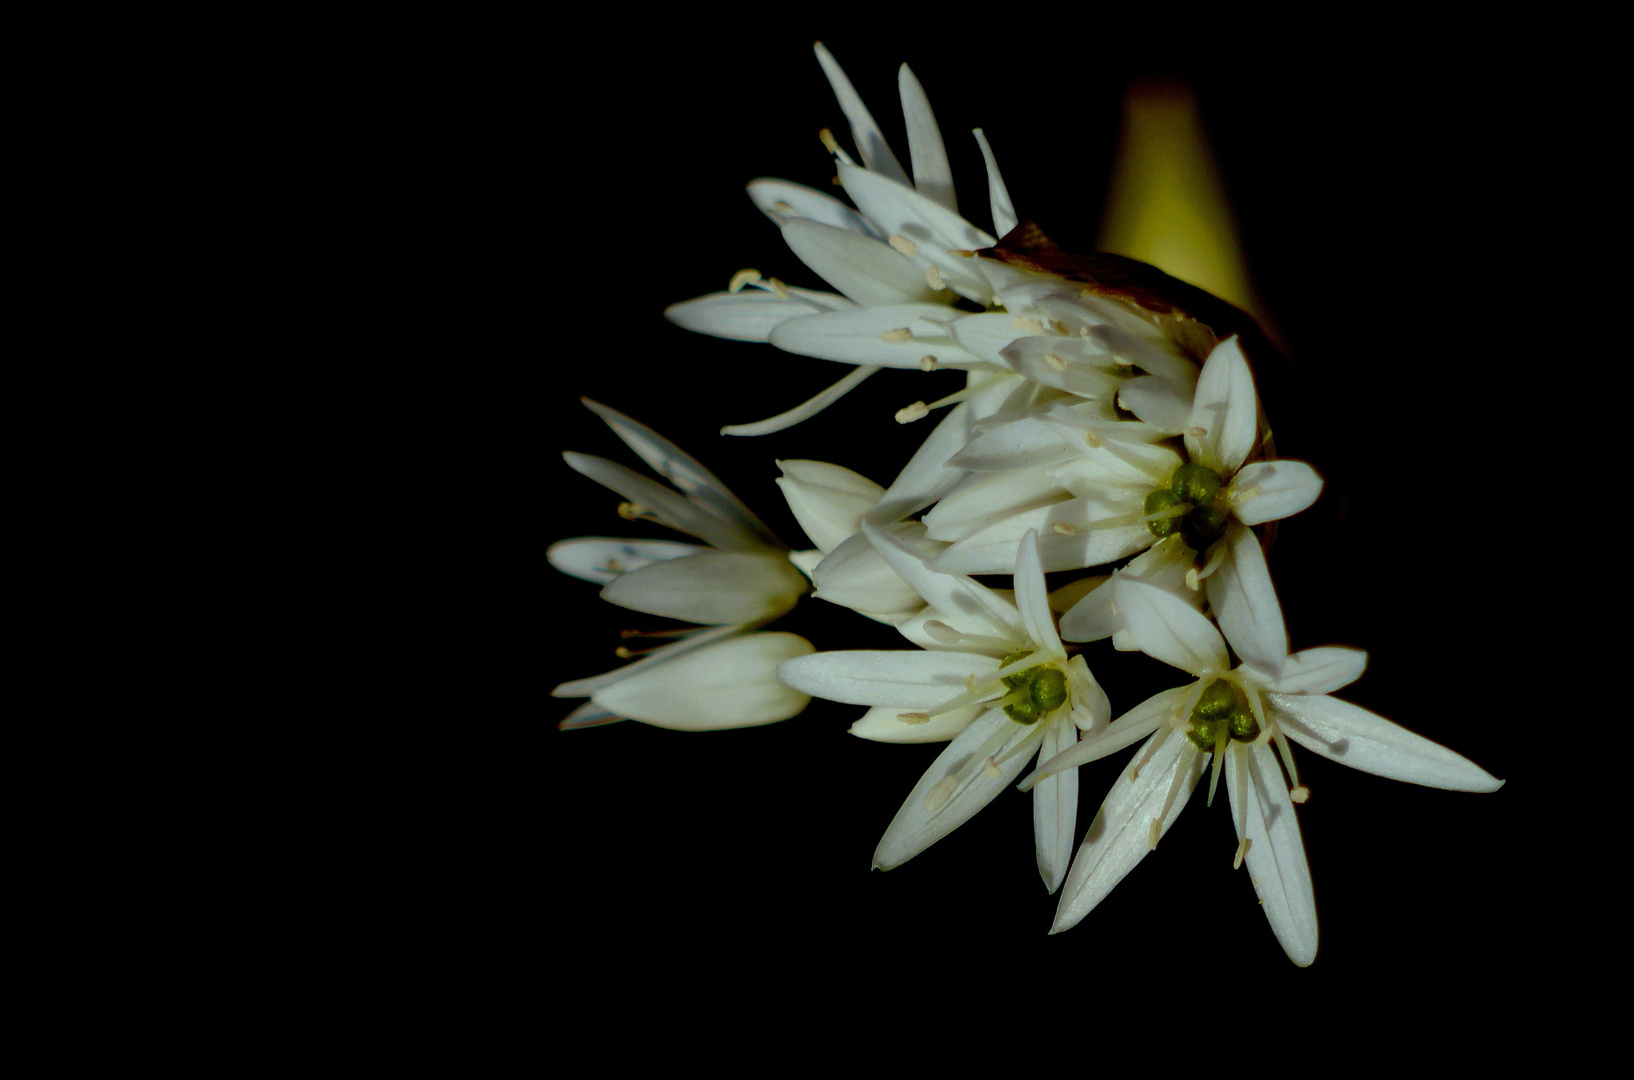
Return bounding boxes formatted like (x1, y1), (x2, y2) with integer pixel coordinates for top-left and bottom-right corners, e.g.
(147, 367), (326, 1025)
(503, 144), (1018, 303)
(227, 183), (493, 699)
(543, 30), (1544, 1009)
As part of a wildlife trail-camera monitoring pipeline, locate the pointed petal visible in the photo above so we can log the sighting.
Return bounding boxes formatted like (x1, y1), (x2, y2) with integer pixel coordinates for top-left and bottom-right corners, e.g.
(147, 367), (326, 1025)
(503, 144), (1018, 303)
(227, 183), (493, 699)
(780, 219), (941, 309)
(869, 399), (975, 522)
(1034, 718), (1079, 893)
(811, 528), (933, 618)
(776, 649), (999, 709)
(1113, 577), (1229, 677)
(1267, 646), (1367, 695)
(1209, 523), (1288, 677)
(748, 178), (878, 236)
(562, 452), (759, 552)
(874, 711), (1043, 871)
(1020, 684), (1185, 788)
(1269, 694), (1504, 791)
(1052, 731), (1204, 932)
(862, 520), (1023, 641)
(1185, 337), (1258, 475)
(973, 128), (1017, 237)
(897, 64), (956, 213)
(837, 164), (993, 297)
(813, 42), (910, 186)
(664, 290), (837, 343)
(591, 632), (815, 730)
(768, 301), (979, 368)
(547, 537), (705, 586)
(850, 702), (982, 743)
(600, 551), (806, 625)
(1230, 459), (1324, 526)
(776, 459), (885, 553)
(551, 624), (740, 700)
(1013, 530), (1063, 656)
(1227, 741), (1318, 966)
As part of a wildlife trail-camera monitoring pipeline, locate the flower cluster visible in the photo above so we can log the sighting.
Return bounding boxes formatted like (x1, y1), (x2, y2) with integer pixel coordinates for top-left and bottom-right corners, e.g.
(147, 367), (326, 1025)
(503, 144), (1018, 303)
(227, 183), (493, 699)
(550, 44), (1502, 966)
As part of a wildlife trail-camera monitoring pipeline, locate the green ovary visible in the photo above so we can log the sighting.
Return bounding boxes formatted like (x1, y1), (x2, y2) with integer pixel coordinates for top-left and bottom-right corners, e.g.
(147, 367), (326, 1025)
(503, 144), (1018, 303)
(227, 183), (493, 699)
(1145, 464), (1228, 551)
(1185, 678), (1260, 750)
(1001, 657), (1070, 725)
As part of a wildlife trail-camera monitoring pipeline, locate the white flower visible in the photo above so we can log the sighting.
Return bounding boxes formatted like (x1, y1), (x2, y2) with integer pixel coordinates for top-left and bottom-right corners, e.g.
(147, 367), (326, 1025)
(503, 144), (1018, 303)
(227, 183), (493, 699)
(778, 529), (1108, 891)
(1021, 559), (1501, 965)
(549, 399), (813, 730)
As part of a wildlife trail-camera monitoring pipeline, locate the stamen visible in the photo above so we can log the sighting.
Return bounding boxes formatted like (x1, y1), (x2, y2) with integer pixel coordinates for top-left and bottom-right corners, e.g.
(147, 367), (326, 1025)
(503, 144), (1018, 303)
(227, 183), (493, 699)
(1206, 729), (1228, 806)
(1187, 546), (1227, 592)
(617, 501), (656, 522)
(880, 327), (913, 343)
(1043, 352), (1068, 371)
(766, 277), (792, 301)
(818, 127), (855, 166)
(888, 234), (919, 258)
(1052, 522), (1078, 535)
(1083, 429), (1102, 449)
(923, 775), (959, 812)
(1148, 818), (1161, 851)
(1011, 316), (1044, 333)
(728, 269), (761, 292)
(919, 356), (939, 371)
(965, 674), (979, 693)
(922, 620), (963, 645)
(1233, 837), (1252, 869)
(1184, 426), (1208, 438)
(983, 757), (1001, 779)
(896, 711), (931, 724)
(895, 401), (930, 424)
(925, 266), (947, 291)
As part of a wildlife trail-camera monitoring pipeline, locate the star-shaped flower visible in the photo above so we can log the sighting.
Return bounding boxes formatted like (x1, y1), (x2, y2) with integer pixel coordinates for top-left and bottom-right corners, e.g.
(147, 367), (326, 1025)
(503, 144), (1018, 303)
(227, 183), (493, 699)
(779, 528), (1108, 890)
(1021, 547), (1502, 964)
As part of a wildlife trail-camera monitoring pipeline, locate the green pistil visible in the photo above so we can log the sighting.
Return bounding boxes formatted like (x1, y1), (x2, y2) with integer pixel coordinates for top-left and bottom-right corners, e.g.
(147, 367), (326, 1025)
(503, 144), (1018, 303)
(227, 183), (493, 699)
(1145, 464), (1228, 550)
(1187, 678), (1258, 749)
(1002, 660), (1070, 726)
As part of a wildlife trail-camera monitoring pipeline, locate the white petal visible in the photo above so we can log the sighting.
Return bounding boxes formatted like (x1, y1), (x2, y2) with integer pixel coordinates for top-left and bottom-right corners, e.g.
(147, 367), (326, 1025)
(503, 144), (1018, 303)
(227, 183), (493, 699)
(591, 632), (815, 730)
(972, 128), (1017, 237)
(562, 451), (760, 552)
(1034, 718), (1079, 893)
(869, 399), (976, 522)
(1185, 336), (1258, 475)
(768, 302), (980, 369)
(546, 537), (704, 586)
(810, 530), (928, 617)
(1209, 523), (1288, 678)
(813, 42), (909, 186)
(874, 710), (1043, 871)
(838, 164), (993, 298)
(1058, 538), (1194, 643)
(1227, 741), (1318, 966)
(1020, 684), (1186, 788)
(1269, 694), (1504, 792)
(748, 178), (878, 236)
(663, 290), (833, 343)
(780, 219), (941, 309)
(1052, 730), (1204, 933)
(1230, 459), (1324, 526)
(850, 703), (981, 743)
(1115, 374), (1191, 432)
(897, 65), (956, 213)
(776, 459), (885, 554)
(1267, 646), (1367, 695)
(861, 520), (1022, 641)
(1013, 530), (1063, 656)
(1112, 577), (1229, 677)
(776, 649), (999, 708)
(600, 551), (807, 625)
(551, 623), (741, 699)
(1064, 654), (1111, 733)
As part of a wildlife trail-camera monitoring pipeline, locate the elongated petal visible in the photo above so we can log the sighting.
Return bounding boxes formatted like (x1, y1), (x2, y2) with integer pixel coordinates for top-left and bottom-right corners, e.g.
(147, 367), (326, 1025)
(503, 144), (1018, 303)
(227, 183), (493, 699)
(1115, 374), (1191, 433)
(600, 551), (806, 625)
(813, 42), (909, 186)
(1267, 646), (1367, 695)
(1059, 538), (1194, 642)
(563, 452), (760, 552)
(1230, 459), (1323, 526)
(850, 702), (982, 743)
(1013, 530), (1063, 657)
(551, 623), (740, 700)
(1227, 741), (1318, 966)
(781, 219), (939, 310)
(1113, 577), (1229, 677)
(973, 128), (1017, 237)
(874, 710), (1043, 871)
(748, 178), (878, 236)
(861, 520), (1022, 641)
(720, 364), (881, 437)
(812, 528), (933, 617)
(1209, 523), (1288, 678)
(1034, 718), (1078, 893)
(769, 302), (978, 368)
(838, 164), (992, 297)
(1052, 730), (1204, 933)
(1185, 337), (1258, 475)
(547, 537), (704, 586)
(869, 399), (976, 523)
(664, 290), (836, 343)
(591, 632), (815, 730)
(1020, 684), (1186, 789)
(897, 65), (955, 212)
(776, 459), (885, 554)
(777, 649), (999, 708)
(1269, 694), (1503, 791)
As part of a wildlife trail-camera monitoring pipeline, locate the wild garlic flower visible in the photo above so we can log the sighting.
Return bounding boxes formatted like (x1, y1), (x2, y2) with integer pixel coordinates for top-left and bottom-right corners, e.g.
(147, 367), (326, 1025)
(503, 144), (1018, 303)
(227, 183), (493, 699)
(779, 529), (1108, 891)
(1021, 560), (1501, 964)
(549, 400), (813, 731)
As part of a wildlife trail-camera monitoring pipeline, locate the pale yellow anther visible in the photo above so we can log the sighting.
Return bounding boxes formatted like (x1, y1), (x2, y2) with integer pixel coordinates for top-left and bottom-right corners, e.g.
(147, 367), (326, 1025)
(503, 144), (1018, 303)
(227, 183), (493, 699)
(615, 646), (635, 659)
(919, 356), (939, 371)
(1052, 522), (1078, 535)
(728, 269), (762, 293)
(818, 127), (841, 154)
(924, 266), (946, 290)
(1048, 319), (1068, 335)
(617, 501), (649, 521)
(1185, 426), (1208, 438)
(1291, 785), (1310, 804)
(1084, 430), (1103, 449)
(767, 277), (792, 301)
(1043, 353), (1068, 371)
(880, 327), (913, 344)
(1011, 316), (1044, 333)
(1233, 837), (1252, 869)
(771, 201), (796, 216)
(897, 711), (931, 724)
(965, 674), (979, 693)
(924, 775), (959, 813)
(895, 401), (930, 424)
(1185, 567), (1201, 592)
(888, 234), (920, 258)
(982, 758), (1001, 780)
(1148, 818), (1161, 851)
(1234, 484), (1262, 504)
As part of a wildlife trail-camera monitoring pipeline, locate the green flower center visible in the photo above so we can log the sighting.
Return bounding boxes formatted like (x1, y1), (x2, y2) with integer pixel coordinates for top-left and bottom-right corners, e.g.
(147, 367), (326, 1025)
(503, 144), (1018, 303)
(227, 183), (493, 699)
(1185, 677), (1260, 750)
(1145, 463), (1229, 551)
(998, 649), (1070, 725)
